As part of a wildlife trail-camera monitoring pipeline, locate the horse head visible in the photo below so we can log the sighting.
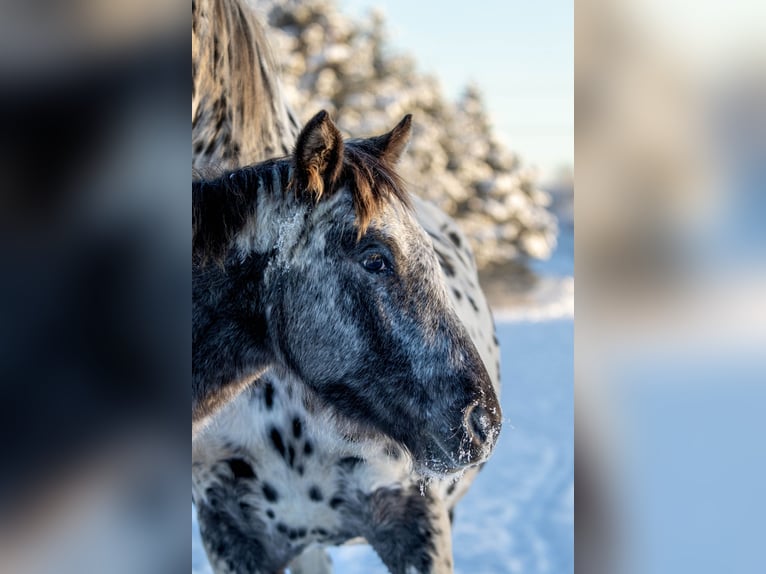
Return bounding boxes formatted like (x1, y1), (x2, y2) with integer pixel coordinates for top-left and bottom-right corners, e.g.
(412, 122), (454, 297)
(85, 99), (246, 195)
(193, 111), (502, 475)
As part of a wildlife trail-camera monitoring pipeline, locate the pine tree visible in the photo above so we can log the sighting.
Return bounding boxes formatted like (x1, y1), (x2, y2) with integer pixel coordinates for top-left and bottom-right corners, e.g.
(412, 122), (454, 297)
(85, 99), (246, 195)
(260, 0), (557, 267)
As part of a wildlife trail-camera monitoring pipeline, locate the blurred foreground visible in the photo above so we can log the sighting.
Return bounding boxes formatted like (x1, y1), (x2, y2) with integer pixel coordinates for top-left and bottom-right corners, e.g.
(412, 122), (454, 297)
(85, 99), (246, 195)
(0, 1), (189, 572)
(577, 0), (766, 573)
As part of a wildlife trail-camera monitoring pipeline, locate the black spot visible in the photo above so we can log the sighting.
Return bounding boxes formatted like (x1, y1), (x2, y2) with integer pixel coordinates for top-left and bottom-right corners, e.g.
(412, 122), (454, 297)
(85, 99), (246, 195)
(203, 136), (219, 158)
(288, 445), (296, 467)
(448, 231), (462, 247)
(448, 509), (455, 524)
(212, 540), (225, 555)
(226, 458), (255, 480)
(436, 251), (455, 277)
(493, 333), (499, 345)
(238, 501), (253, 513)
(269, 427), (286, 458)
(276, 522), (288, 534)
(297, 465), (304, 475)
(264, 382), (275, 409)
(262, 482), (279, 503)
(266, 509), (275, 519)
(426, 229), (442, 243)
(308, 486), (323, 502)
(313, 527), (328, 537)
(292, 417), (302, 438)
(338, 456), (364, 471)
(446, 482), (457, 495)
(288, 529), (298, 540)
(297, 528), (307, 538)
(304, 442), (313, 456)
(452, 288), (463, 301)
(467, 295), (479, 312)
(329, 497), (344, 509)
(213, 110), (226, 135)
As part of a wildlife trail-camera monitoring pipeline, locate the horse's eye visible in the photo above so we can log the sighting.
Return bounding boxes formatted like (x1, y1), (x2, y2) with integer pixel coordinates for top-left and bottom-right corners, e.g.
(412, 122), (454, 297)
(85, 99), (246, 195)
(362, 253), (388, 273)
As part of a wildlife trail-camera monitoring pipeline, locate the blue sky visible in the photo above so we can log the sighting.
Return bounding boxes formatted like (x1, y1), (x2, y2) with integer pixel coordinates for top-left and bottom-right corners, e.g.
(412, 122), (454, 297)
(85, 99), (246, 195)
(340, 0), (573, 183)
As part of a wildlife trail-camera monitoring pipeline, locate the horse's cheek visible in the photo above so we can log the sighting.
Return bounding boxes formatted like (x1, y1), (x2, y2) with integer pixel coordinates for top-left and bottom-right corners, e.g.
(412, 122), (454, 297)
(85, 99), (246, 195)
(278, 271), (359, 383)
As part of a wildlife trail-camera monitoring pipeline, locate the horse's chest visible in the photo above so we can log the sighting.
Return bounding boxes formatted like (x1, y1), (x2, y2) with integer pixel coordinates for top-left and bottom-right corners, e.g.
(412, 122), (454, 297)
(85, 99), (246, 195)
(193, 375), (414, 562)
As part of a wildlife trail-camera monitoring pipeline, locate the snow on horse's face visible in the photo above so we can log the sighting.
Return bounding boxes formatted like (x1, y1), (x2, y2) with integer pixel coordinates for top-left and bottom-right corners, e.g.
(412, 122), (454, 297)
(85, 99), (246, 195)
(193, 112), (501, 474)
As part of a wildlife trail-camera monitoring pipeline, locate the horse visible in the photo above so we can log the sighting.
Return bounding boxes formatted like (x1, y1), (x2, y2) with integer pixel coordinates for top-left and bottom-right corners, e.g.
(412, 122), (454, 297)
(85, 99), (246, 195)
(192, 2), (503, 572)
(193, 110), (502, 573)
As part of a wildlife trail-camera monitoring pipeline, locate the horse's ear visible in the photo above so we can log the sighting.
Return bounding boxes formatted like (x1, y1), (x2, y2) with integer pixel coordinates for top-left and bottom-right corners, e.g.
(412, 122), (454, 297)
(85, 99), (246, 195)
(293, 110), (344, 200)
(368, 114), (413, 165)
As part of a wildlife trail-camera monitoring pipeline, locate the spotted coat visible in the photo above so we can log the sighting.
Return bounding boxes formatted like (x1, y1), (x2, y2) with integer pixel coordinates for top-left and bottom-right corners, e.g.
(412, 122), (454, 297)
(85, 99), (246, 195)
(192, 187), (501, 573)
(192, 2), (502, 572)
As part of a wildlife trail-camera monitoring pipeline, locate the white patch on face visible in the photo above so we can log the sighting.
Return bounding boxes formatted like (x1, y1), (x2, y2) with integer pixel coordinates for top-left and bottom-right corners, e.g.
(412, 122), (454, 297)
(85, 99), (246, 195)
(272, 210), (305, 270)
(232, 165), (317, 266)
(233, 166), (282, 257)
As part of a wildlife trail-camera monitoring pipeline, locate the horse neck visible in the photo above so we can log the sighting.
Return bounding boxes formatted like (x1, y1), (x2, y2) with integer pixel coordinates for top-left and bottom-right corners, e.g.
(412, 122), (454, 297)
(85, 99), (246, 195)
(192, 224), (280, 431)
(192, 160), (314, 428)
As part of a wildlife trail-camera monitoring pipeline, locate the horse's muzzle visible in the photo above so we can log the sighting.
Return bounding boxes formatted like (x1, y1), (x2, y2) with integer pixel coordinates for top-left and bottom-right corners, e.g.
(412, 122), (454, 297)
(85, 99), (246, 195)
(415, 395), (502, 477)
(465, 403), (496, 450)
(458, 398), (503, 465)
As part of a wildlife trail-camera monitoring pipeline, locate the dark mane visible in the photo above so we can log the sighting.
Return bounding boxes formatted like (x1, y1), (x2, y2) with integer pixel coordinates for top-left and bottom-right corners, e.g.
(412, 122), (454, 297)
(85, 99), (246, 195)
(193, 144), (410, 265)
(192, 159), (284, 266)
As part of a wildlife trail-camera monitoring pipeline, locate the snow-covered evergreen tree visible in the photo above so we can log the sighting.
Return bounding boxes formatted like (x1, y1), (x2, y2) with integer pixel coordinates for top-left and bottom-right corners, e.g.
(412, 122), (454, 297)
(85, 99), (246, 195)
(257, 0), (557, 267)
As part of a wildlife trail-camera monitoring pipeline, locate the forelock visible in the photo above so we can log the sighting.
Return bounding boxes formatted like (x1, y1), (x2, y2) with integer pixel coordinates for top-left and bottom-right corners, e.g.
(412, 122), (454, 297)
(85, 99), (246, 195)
(339, 141), (411, 237)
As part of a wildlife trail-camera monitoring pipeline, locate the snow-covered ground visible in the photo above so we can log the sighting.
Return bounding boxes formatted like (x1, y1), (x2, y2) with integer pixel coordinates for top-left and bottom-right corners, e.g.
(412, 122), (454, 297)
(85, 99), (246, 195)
(193, 225), (574, 573)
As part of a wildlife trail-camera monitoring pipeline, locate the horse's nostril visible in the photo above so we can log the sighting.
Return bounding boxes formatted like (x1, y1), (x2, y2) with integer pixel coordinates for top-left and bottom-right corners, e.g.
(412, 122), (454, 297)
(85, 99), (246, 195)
(467, 404), (490, 444)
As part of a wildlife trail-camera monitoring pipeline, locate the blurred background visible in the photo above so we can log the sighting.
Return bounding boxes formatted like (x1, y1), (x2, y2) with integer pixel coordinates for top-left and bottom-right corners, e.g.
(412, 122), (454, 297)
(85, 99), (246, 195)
(576, 0), (766, 573)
